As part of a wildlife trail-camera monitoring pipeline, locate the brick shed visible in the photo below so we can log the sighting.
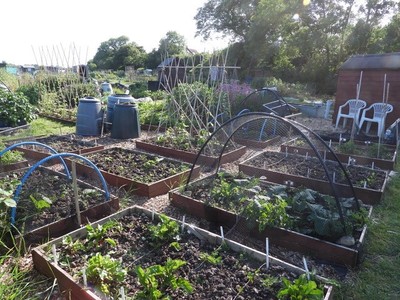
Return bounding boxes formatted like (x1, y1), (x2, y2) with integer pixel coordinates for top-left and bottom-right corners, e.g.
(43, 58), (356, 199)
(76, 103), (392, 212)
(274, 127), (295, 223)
(333, 52), (400, 129)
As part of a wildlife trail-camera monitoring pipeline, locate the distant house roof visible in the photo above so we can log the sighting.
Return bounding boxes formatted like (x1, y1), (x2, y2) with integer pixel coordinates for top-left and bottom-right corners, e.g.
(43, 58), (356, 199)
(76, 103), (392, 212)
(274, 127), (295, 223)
(157, 58), (175, 68)
(340, 52), (400, 70)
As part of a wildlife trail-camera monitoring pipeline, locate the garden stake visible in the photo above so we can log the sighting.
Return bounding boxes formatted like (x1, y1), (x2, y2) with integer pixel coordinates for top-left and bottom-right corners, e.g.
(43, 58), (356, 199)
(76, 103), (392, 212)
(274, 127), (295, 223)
(220, 226), (225, 242)
(52, 244), (57, 264)
(151, 206), (155, 221)
(305, 152), (308, 160)
(181, 215), (186, 233)
(71, 162), (82, 226)
(329, 139), (332, 147)
(82, 268), (87, 287)
(372, 162), (375, 169)
(339, 134), (342, 145)
(364, 181), (367, 188)
(265, 238), (270, 270)
(120, 287), (126, 300)
(303, 256), (310, 280)
(333, 172), (336, 183)
(347, 157), (351, 166)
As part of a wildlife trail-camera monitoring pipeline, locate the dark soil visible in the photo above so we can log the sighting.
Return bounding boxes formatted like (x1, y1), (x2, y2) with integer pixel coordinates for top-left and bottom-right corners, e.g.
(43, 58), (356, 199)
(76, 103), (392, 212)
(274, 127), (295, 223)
(285, 138), (396, 161)
(53, 213), (321, 299)
(85, 147), (190, 183)
(30, 134), (99, 153)
(246, 150), (387, 190)
(144, 130), (238, 157)
(2, 168), (108, 233)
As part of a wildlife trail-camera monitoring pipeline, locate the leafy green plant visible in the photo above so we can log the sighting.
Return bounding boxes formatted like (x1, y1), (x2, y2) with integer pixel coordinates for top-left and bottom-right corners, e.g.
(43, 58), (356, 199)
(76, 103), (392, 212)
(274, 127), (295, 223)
(0, 176), (19, 235)
(244, 195), (291, 231)
(0, 147), (24, 166)
(135, 258), (192, 299)
(29, 194), (52, 211)
(15, 84), (43, 105)
(86, 220), (121, 249)
(155, 123), (191, 150)
(148, 214), (180, 246)
(0, 90), (37, 127)
(199, 249), (222, 265)
(210, 173), (241, 205)
(336, 140), (357, 155)
(143, 157), (163, 170)
(350, 207), (369, 229)
(138, 100), (170, 126)
(0, 176), (19, 209)
(277, 274), (324, 300)
(86, 253), (127, 296)
(262, 274), (280, 290)
(61, 235), (85, 254)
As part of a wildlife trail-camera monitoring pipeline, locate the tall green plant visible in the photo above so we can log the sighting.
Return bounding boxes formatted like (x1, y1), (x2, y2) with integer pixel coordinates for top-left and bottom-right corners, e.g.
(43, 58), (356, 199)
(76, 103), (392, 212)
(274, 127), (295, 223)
(0, 90), (37, 127)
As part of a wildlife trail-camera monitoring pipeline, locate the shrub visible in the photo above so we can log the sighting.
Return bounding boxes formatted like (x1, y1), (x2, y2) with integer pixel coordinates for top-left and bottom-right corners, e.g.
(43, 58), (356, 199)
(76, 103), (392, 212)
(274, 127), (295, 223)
(129, 81), (150, 98)
(16, 84), (43, 105)
(0, 90), (37, 127)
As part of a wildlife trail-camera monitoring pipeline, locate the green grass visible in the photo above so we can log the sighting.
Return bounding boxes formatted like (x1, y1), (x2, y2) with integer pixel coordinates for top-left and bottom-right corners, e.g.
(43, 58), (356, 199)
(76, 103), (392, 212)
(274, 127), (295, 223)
(335, 168), (400, 299)
(0, 117), (75, 143)
(0, 255), (54, 299)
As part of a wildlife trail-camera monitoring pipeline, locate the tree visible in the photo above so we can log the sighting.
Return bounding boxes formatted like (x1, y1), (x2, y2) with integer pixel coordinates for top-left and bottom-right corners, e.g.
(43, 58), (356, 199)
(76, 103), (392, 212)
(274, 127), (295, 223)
(91, 36), (147, 71)
(194, 0), (396, 94)
(195, 0), (257, 41)
(158, 31), (187, 57)
(381, 12), (400, 52)
(113, 43), (147, 70)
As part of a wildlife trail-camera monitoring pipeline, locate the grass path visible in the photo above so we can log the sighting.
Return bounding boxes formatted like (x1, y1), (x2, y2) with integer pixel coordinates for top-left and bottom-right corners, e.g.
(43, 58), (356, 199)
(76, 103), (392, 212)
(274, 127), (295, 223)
(336, 168), (400, 299)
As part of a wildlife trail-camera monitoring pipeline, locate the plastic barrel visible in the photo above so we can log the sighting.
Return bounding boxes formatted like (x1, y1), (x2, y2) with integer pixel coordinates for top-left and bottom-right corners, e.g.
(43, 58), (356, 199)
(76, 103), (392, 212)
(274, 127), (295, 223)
(106, 94), (135, 126)
(76, 97), (102, 136)
(111, 103), (140, 139)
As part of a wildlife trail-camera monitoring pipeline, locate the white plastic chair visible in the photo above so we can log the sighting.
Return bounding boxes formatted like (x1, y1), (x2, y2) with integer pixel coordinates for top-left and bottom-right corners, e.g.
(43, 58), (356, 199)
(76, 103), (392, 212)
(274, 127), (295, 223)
(335, 99), (367, 129)
(357, 103), (393, 137)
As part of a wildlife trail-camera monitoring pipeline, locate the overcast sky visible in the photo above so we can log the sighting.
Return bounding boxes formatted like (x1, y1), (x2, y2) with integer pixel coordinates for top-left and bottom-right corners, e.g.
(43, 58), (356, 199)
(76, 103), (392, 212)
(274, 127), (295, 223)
(1, 0), (229, 66)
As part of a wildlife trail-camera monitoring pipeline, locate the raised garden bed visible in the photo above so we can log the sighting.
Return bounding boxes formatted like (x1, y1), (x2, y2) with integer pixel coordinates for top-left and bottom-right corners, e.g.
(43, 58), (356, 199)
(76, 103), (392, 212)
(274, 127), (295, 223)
(135, 139), (246, 166)
(39, 112), (76, 125)
(281, 138), (397, 170)
(0, 145), (30, 173)
(170, 173), (371, 267)
(0, 167), (118, 247)
(15, 134), (104, 164)
(239, 150), (388, 205)
(70, 147), (200, 198)
(0, 159), (29, 173)
(136, 125), (247, 167)
(32, 205), (333, 299)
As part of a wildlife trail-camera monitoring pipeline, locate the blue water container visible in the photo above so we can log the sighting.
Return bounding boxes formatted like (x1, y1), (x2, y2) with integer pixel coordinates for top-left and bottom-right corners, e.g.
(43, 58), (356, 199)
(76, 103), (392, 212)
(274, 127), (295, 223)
(106, 94), (135, 126)
(76, 97), (102, 136)
(111, 103), (140, 139)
